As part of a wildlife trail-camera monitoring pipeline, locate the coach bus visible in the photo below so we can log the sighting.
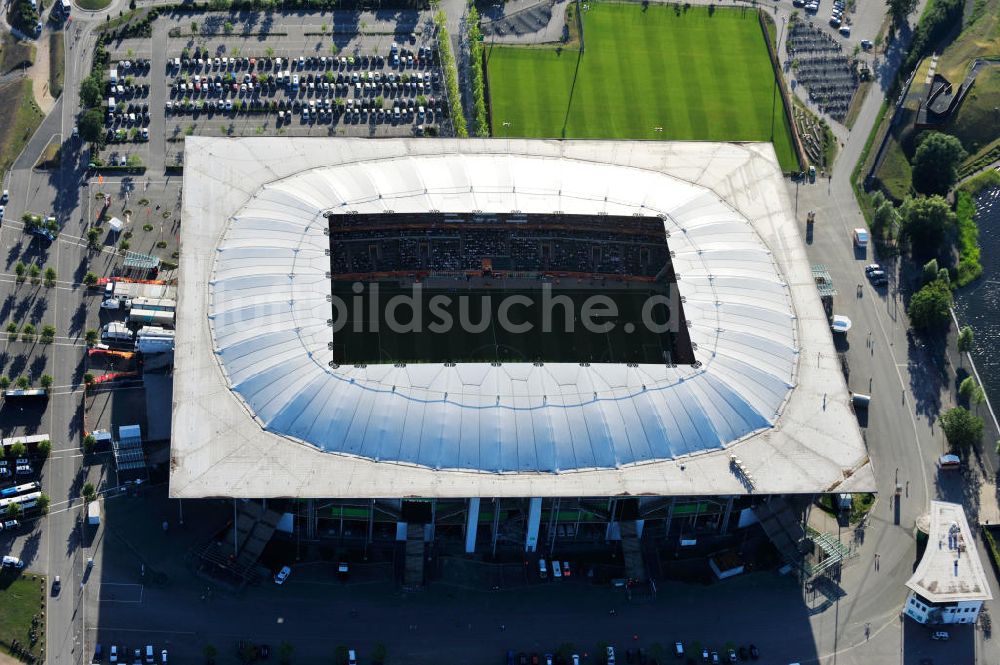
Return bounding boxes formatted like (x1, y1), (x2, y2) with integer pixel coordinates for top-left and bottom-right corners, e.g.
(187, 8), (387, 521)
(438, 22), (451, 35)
(0, 491), (41, 511)
(0, 481), (41, 498)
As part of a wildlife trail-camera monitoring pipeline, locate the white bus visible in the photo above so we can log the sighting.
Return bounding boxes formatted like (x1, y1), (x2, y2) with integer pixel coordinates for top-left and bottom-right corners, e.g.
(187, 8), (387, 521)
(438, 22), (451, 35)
(0, 491), (41, 511)
(0, 481), (41, 498)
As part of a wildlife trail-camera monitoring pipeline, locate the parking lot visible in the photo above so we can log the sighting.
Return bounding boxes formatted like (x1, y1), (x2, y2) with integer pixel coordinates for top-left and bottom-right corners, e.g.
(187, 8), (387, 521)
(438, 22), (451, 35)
(93, 10), (446, 169)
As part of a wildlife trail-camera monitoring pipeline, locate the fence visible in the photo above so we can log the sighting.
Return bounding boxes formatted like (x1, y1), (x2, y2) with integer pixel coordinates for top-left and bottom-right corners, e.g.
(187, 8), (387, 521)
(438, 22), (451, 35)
(757, 11), (806, 172)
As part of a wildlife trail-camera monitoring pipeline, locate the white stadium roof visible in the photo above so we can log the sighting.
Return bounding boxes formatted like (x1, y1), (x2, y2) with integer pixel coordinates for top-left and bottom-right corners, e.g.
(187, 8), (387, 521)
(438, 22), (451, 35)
(171, 138), (874, 499)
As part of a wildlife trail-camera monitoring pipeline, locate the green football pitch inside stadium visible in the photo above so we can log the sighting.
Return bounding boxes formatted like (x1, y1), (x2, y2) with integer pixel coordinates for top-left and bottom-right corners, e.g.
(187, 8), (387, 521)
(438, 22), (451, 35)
(329, 284), (692, 365)
(486, 3), (799, 172)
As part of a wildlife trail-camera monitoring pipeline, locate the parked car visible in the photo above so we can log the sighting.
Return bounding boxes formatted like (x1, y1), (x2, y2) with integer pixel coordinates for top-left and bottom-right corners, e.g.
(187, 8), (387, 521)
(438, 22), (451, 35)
(52, 576), (61, 594)
(274, 565), (292, 584)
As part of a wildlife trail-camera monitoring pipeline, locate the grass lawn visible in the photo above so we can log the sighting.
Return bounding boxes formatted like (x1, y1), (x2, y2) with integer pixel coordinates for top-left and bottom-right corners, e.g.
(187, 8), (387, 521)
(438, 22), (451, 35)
(34, 137), (61, 170)
(0, 79), (45, 178)
(0, 573), (46, 660)
(486, 3), (798, 172)
(948, 67), (1000, 157)
(49, 32), (64, 99)
(74, 0), (111, 9)
(0, 32), (36, 74)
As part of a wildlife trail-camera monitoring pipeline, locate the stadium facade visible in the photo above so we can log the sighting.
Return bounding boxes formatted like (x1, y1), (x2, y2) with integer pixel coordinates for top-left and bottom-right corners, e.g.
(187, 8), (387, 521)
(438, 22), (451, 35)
(173, 138), (873, 557)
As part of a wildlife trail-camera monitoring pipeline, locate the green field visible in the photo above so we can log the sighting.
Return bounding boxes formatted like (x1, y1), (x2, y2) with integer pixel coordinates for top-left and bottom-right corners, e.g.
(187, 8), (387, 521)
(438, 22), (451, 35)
(486, 3), (798, 171)
(329, 283), (692, 365)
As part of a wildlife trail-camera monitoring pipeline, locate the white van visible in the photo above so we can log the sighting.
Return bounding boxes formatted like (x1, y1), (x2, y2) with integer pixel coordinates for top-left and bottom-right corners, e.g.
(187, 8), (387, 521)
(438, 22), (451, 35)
(2, 555), (24, 568)
(853, 228), (869, 247)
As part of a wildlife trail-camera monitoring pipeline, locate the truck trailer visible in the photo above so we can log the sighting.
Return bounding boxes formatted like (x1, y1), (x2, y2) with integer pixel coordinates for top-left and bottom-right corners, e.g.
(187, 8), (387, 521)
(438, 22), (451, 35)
(127, 308), (174, 328)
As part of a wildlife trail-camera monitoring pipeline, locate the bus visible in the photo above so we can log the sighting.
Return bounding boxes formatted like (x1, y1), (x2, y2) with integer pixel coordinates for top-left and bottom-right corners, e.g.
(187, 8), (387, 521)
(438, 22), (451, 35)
(0, 481), (41, 498)
(0, 491), (41, 511)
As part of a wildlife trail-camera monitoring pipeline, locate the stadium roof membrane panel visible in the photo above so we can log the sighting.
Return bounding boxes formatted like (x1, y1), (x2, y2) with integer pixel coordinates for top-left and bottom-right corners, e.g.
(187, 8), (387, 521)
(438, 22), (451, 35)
(172, 138), (874, 499)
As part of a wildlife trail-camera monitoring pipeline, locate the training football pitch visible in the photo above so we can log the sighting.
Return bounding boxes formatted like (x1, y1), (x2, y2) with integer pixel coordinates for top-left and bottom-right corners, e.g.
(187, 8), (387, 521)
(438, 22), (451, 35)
(486, 3), (798, 172)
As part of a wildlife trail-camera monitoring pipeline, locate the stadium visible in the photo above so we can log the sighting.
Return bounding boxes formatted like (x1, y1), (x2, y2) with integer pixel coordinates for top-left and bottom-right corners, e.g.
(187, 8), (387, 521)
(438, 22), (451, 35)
(173, 137), (872, 567)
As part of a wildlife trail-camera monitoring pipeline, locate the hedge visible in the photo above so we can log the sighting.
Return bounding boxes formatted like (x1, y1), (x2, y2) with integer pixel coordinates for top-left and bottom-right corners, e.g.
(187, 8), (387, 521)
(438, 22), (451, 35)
(467, 7), (488, 137)
(435, 11), (467, 138)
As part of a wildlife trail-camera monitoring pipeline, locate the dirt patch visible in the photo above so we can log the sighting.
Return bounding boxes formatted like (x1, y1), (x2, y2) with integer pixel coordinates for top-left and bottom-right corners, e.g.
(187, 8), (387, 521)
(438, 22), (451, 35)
(27, 25), (56, 114)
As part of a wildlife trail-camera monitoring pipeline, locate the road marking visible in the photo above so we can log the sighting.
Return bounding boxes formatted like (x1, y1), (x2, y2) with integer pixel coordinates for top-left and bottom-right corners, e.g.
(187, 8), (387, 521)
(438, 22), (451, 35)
(98, 582), (144, 604)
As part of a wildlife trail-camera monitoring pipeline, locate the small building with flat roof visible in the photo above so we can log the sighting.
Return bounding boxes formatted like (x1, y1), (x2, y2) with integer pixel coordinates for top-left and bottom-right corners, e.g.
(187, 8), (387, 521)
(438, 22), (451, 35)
(904, 501), (992, 625)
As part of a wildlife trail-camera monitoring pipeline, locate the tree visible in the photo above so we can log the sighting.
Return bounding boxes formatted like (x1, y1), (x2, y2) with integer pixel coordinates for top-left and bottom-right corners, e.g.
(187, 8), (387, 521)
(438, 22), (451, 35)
(372, 643), (387, 665)
(223, 21), (233, 34)
(0, 376), (9, 390)
(36, 438), (51, 457)
(957, 325), (974, 364)
(6, 502), (22, 520)
(887, 0), (917, 25)
(334, 646), (349, 665)
(36, 493), (50, 515)
(83, 482), (96, 503)
(79, 73), (102, 109)
(14, 261), (26, 281)
(79, 108), (105, 143)
(84, 372), (95, 385)
(922, 258), (939, 284)
(203, 644), (218, 664)
(940, 406), (984, 451)
(44, 267), (57, 287)
(900, 195), (956, 258)
(86, 329), (99, 346)
(911, 132), (967, 196)
(41, 324), (56, 344)
(960, 376), (979, 402)
(238, 642), (257, 663)
(8, 441), (26, 458)
(84, 271), (98, 285)
(278, 642), (293, 665)
(15, 376), (30, 390)
(40, 374), (53, 391)
(21, 323), (35, 342)
(87, 229), (102, 251)
(907, 278), (952, 330)
(28, 264), (41, 282)
(83, 433), (97, 452)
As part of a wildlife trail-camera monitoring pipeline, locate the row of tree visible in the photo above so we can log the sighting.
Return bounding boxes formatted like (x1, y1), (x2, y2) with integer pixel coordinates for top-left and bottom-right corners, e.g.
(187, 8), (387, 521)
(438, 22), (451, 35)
(467, 7), (488, 137)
